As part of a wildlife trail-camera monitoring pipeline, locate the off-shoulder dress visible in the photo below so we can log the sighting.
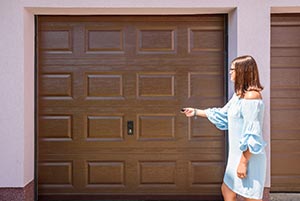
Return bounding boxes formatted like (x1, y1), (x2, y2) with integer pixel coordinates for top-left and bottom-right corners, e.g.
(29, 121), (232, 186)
(205, 93), (267, 199)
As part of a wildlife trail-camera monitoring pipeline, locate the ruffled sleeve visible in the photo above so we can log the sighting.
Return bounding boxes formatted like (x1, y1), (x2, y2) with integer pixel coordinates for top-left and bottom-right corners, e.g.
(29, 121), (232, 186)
(239, 100), (267, 154)
(205, 107), (228, 130)
(204, 94), (235, 130)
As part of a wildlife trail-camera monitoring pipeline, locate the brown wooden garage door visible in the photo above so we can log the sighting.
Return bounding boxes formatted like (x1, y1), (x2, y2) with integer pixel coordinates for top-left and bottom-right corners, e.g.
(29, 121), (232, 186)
(271, 14), (300, 192)
(37, 15), (226, 200)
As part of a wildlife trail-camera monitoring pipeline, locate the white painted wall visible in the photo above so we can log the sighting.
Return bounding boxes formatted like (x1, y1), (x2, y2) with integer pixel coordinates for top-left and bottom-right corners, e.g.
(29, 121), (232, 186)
(0, 0), (26, 187)
(1, 0), (300, 189)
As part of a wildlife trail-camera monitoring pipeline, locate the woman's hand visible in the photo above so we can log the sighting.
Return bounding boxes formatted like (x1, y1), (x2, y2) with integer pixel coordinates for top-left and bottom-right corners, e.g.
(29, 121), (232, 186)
(237, 149), (251, 179)
(181, 108), (207, 118)
(181, 108), (195, 117)
(237, 161), (248, 179)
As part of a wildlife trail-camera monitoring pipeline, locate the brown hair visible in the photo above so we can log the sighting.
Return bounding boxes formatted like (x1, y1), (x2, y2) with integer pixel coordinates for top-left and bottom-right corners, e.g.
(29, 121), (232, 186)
(232, 55), (264, 97)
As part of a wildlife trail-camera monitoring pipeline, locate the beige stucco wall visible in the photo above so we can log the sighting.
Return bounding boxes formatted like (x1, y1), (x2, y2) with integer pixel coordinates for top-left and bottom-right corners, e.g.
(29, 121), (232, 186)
(1, 0), (300, 189)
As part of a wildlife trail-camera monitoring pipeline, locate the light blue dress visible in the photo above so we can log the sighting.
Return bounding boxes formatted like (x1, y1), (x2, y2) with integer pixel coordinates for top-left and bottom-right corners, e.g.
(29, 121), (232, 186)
(205, 93), (267, 199)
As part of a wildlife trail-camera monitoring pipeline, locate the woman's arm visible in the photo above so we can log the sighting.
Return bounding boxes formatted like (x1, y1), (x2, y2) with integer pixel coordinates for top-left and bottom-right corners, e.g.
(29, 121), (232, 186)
(182, 95), (235, 130)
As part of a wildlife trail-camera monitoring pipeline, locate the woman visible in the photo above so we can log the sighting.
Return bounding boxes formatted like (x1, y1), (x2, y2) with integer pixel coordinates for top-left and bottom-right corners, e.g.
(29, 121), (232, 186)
(183, 55), (267, 201)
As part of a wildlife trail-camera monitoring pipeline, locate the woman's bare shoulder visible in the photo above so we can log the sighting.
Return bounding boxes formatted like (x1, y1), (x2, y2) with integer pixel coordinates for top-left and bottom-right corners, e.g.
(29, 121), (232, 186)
(244, 91), (262, 100)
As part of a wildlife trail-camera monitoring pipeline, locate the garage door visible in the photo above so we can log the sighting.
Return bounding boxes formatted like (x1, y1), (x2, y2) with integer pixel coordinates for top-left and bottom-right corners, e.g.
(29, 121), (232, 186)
(271, 14), (300, 192)
(37, 15), (226, 200)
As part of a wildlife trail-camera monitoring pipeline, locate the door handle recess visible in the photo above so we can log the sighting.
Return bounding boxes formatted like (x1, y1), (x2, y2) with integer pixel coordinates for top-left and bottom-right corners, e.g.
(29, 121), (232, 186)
(127, 121), (134, 135)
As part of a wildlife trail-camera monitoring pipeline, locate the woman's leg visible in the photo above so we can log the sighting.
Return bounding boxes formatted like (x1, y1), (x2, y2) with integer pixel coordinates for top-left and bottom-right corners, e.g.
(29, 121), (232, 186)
(221, 183), (237, 201)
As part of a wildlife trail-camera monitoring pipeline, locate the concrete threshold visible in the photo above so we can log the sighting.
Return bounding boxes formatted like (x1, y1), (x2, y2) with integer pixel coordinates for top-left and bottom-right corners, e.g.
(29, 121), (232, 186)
(270, 193), (300, 201)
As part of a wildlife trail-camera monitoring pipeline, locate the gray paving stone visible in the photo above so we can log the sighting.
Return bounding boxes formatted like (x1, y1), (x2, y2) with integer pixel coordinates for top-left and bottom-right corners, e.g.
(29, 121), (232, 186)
(270, 193), (300, 201)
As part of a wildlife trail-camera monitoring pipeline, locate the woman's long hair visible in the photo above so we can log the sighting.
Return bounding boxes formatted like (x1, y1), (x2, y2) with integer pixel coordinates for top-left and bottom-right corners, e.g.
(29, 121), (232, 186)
(232, 55), (264, 97)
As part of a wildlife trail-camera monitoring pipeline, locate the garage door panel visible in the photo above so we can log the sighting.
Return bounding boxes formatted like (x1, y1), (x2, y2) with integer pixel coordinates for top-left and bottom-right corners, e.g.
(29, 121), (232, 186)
(39, 141), (225, 155)
(188, 72), (223, 98)
(39, 67), (225, 75)
(271, 99), (300, 111)
(271, 89), (300, 99)
(40, 151), (226, 161)
(86, 115), (124, 141)
(38, 69), (225, 105)
(271, 47), (300, 57)
(272, 25), (300, 48)
(271, 140), (300, 153)
(38, 153), (225, 193)
(272, 129), (300, 140)
(271, 56), (300, 68)
(40, 27), (73, 53)
(38, 99), (225, 109)
(85, 73), (124, 99)
(271, 110), (300, 134)
(271, 14), (300, 192)
(85, 27), (125, 53)
(39, 54), (225, 67)
(38, 15), (226, 198)
(137, 28), (177, 53)
(189, 162), (224, 185)
(272, 176), (300, 192)
(39, 161), (74, 186)
(189, 118), (224, 138)
(39, 115), (73, 140)
(271, 152), (300, 175)
(138, 161), (177, 185)
(133, 57), (224, 66)
(271, 68), (300, 88)
(137, 114), (176, 140)
(87, 161), (125, 186)
(40, 73), (73, 98)
(188, 28), (224, 52)
(137, 73), (176, 98)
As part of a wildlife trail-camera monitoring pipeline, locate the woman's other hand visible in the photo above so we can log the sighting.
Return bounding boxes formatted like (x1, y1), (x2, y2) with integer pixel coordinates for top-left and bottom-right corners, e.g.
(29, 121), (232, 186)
(237, 161), (248, 179)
